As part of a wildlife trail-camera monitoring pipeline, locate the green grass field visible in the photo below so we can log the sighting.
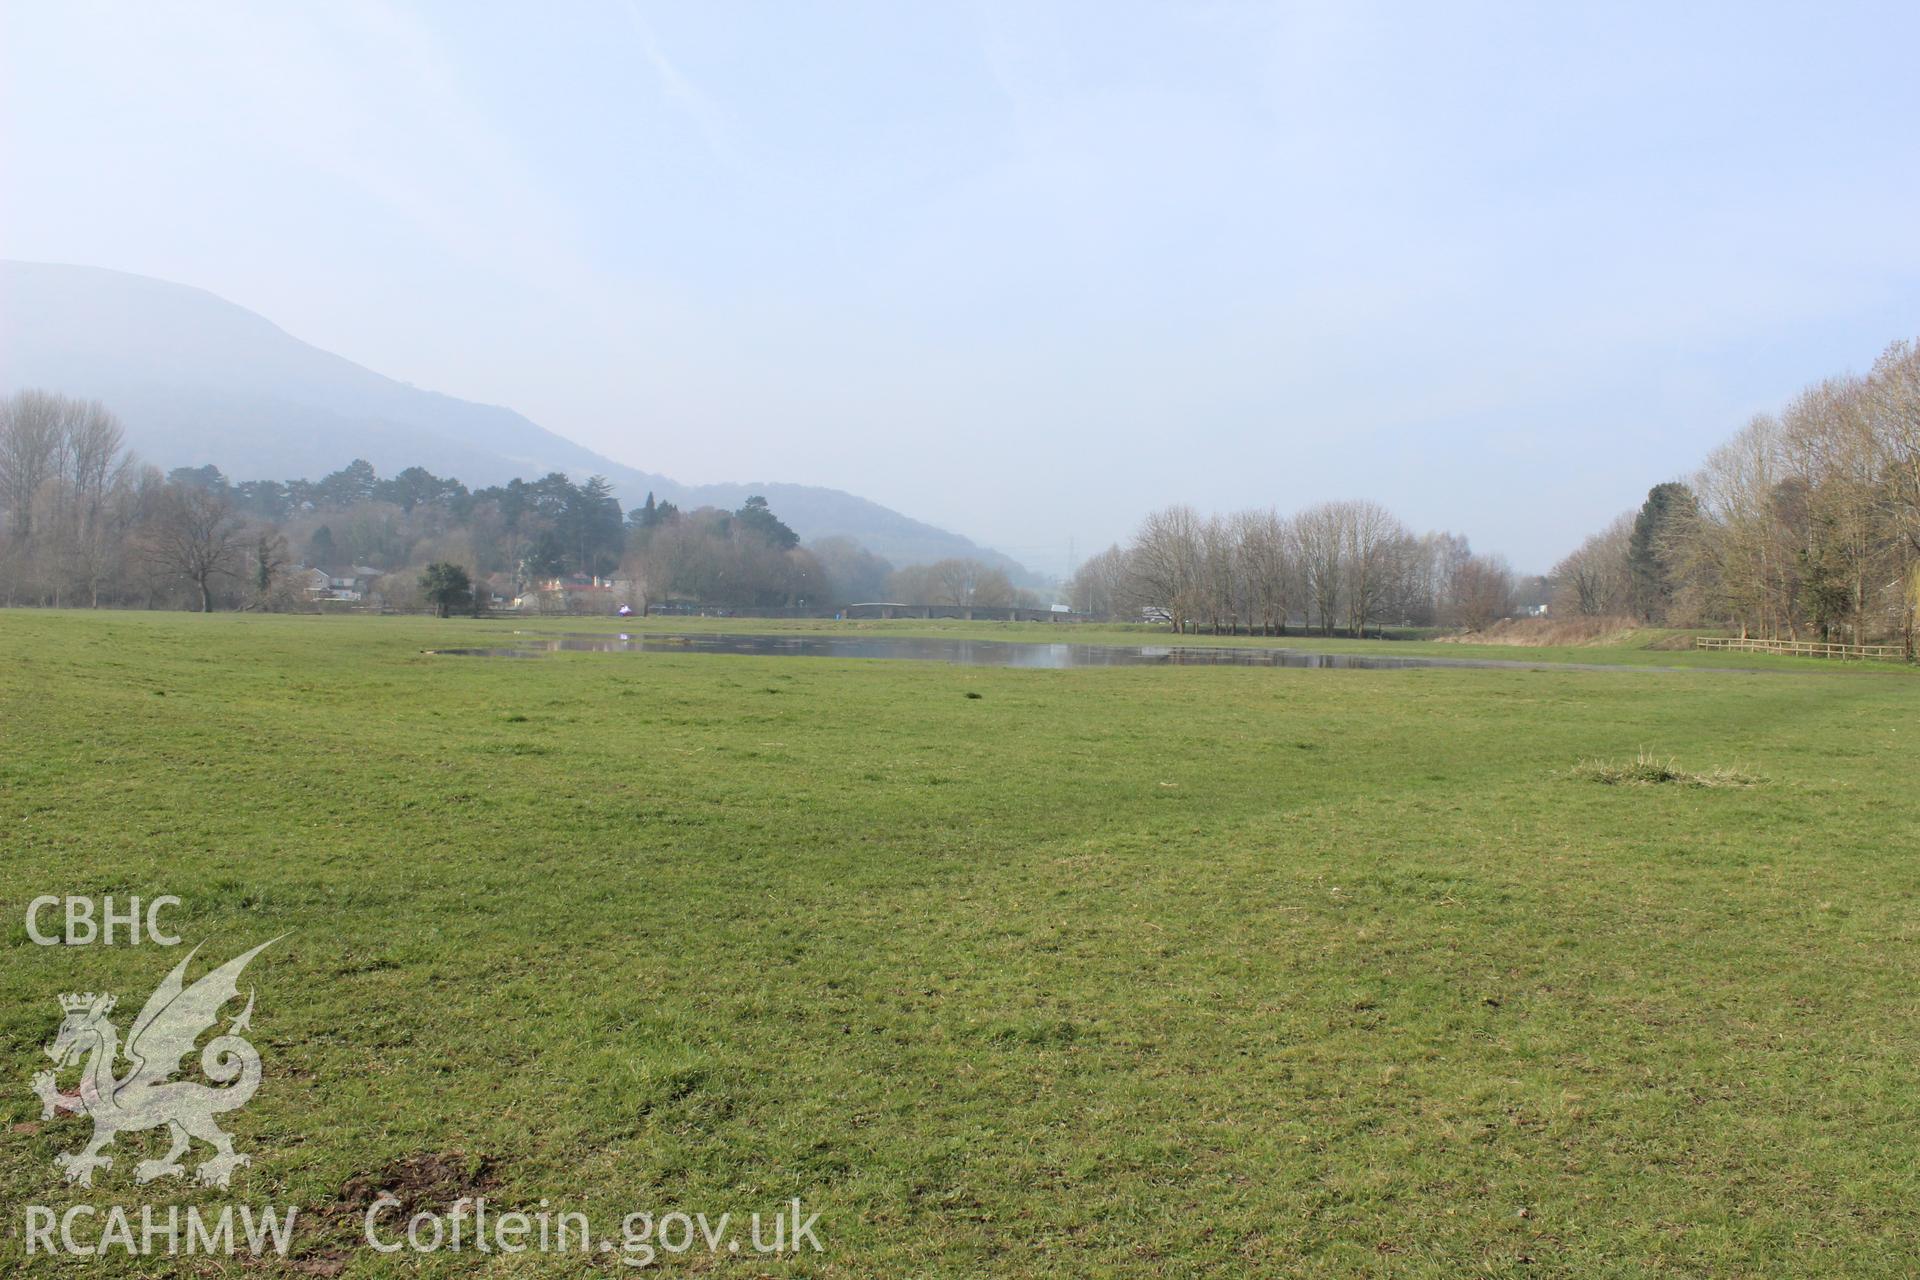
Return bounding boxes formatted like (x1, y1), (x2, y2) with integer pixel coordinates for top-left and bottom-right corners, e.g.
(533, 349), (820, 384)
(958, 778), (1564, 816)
(2, 611), (1916, 1276)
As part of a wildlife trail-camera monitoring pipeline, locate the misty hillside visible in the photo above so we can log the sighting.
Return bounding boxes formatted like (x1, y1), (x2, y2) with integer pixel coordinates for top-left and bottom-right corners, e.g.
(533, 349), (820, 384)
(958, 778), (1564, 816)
(0, 260), (1027, 575)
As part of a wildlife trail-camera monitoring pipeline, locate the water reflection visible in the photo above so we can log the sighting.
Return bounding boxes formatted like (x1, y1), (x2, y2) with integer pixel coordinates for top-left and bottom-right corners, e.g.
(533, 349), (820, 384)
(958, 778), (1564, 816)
(426, 631), (1674, 673)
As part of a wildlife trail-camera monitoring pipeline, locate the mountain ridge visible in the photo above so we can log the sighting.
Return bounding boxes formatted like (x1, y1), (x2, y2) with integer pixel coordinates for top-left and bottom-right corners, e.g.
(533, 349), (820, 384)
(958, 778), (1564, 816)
(0, 260), (1030, 576)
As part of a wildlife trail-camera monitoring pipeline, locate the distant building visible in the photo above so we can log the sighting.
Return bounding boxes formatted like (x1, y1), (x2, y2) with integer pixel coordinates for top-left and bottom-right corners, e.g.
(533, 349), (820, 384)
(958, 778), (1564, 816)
(331, 567), (384, 601)
(515, 574), (630, 614)
(298, 565), (381, 602)
(480, 573), (516, 608)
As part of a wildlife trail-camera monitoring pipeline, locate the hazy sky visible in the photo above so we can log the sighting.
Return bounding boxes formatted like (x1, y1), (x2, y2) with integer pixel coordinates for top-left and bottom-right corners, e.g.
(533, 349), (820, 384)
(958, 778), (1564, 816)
(4, 2), (1917, 573)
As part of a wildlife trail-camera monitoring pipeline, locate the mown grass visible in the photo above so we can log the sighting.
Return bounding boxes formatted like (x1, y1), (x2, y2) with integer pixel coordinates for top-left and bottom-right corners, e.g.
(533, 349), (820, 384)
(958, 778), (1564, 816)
(1, 610), (1916, 1277)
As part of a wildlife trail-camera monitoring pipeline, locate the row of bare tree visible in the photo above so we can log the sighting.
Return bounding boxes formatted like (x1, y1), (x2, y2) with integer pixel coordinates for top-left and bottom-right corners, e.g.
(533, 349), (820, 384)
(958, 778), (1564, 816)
(1071, 500), (1519, 634)
(1551, 340), (1920, 646)
(0, 391), (270, 610)
(884, 558), (1039, 610)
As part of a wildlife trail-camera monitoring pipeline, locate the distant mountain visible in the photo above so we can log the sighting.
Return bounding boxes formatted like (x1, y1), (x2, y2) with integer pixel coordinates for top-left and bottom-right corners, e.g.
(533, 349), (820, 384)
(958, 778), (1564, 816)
(0, 260), (1028, 574)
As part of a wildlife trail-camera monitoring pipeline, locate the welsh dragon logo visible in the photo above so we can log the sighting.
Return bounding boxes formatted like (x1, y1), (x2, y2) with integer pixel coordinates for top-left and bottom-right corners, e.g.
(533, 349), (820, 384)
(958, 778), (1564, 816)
(32, 939), (279, 1189)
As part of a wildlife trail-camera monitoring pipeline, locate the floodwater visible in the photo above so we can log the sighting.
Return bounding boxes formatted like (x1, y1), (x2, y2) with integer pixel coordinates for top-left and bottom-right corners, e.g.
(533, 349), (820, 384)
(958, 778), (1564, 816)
(425, 631), (1695, 673)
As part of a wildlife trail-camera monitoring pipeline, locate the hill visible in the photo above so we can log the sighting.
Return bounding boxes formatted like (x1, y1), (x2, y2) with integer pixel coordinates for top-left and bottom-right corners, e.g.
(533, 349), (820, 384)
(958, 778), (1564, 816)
(0, 260), (1028, 575)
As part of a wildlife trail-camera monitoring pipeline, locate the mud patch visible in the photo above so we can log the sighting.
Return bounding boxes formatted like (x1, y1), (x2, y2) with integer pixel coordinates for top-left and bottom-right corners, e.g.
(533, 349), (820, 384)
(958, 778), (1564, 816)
(281, 1150), (499, 1276)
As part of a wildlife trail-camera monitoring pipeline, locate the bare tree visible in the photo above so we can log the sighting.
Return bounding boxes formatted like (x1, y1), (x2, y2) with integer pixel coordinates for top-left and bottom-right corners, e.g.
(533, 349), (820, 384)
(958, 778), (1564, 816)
(1127, 505), (1203, 632)
(910, 558), (1014, 610)
(1551, 513), (1633, 616)
(0, 392), (139, 605)
(1448, 553), (1516, 631)
(1340, 499), (1407, 636)
(1866, 342), (1920, 653)
(1414, 532), (1471, 626)
(1293, 502), (1344, 634)
(144, 485), (247, 612)
(1234, 508), (1295, 635)
(1778, 375), (1879, 640)
(0, 390), (65, 541)
(928, 558), (981, 607)
(1870, 340), (1920, 557)
(1197, 514), (1240, 632)
(55, 400), (132, 607)
(1688, 417), (1799, 637)
(1066, 543), (1129, 617)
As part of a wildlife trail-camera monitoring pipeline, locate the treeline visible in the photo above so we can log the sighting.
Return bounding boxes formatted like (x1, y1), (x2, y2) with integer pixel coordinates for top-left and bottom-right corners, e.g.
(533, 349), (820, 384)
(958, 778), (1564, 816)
(1552, 340), (1920, 647)
(624, 500), (1041, 611)
(0, 392), (299, 610)
(1071, 500), (1528, 634)
(0, 398), (642, 611)
(0, 389), (1037, 613)
(621, 494), (822, 609)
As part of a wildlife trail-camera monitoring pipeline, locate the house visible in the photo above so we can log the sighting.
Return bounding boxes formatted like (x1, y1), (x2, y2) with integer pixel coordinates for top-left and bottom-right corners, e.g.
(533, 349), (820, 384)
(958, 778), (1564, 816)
(330, 567), (384, 602)
(516, 574), (632, 614)
(300, 565), (385, 602)
(480, 573), (516, 608)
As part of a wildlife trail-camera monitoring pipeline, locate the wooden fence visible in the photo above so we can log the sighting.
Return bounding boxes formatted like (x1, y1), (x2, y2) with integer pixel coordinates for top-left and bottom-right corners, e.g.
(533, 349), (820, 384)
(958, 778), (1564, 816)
(1694, 636), (1910, 661)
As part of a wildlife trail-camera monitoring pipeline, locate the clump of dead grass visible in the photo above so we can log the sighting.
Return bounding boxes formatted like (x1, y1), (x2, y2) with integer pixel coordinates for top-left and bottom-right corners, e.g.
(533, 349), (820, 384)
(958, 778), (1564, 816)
(1573, 749), (1763, 789)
